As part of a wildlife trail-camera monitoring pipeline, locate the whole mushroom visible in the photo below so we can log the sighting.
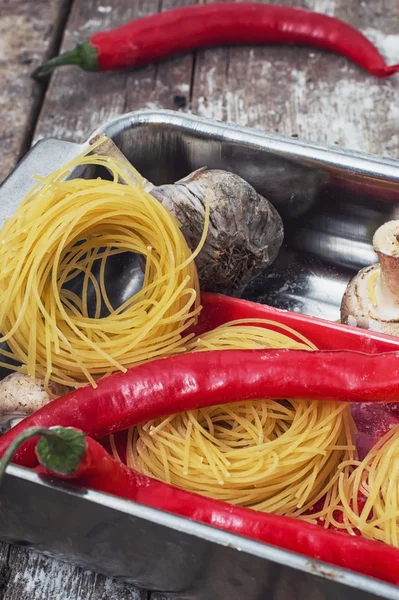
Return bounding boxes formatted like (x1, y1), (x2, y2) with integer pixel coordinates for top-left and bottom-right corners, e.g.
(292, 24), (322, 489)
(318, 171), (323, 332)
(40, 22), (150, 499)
(341, 220), (399, 335)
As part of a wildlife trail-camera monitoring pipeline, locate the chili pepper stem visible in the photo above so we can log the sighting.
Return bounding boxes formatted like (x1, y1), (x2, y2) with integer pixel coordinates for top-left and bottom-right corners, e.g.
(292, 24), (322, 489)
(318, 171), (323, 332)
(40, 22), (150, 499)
(31, 41), (98, 80)
(0, 426), (86, 483)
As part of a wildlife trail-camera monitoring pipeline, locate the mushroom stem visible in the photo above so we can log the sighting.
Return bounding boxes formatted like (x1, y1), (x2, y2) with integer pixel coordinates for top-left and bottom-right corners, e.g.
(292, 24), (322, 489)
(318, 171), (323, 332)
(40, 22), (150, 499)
(373, 220), (399, 298)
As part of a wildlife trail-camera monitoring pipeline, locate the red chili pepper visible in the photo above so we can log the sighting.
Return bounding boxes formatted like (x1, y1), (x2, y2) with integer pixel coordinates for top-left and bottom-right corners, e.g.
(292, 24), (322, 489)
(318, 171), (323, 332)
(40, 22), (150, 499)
(31, 3), (399, 79)
(2, 348), (399, 468)
(1, 426), (399, 586)
(197, 292), (399, 352)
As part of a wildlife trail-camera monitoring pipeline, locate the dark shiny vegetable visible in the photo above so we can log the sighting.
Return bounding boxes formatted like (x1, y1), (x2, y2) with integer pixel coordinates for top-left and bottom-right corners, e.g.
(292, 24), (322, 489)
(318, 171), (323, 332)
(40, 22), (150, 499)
(32, 3), (399, 79)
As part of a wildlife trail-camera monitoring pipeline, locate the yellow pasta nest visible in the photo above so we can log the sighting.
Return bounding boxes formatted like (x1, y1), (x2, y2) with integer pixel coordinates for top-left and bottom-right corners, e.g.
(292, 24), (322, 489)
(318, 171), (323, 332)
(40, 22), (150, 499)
(114, 320), (356, 523)
(336, 425), (399, 547)
(0, 144), (207, 389)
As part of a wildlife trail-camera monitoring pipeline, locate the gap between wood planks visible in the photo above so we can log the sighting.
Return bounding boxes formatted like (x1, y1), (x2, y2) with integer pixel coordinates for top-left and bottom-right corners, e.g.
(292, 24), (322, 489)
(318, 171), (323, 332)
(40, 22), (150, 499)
(32, 0), (399, 156)
(16, 0), (76, 164)
(33, 0), (202, 144)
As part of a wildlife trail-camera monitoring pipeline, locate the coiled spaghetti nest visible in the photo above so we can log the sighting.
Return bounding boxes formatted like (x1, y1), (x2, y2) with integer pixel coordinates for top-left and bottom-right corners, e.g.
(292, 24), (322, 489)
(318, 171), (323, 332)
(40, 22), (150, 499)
(0, 149), (204, 390)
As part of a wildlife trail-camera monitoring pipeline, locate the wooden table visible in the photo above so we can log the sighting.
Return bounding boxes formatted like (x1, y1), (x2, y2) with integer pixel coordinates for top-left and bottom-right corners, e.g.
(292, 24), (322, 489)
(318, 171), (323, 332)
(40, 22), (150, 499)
(0, 0), (398, 597)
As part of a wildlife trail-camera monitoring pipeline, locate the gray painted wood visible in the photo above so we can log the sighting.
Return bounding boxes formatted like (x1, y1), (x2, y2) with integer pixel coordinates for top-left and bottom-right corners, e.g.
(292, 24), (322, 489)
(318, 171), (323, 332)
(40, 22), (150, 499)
(0, 544), (148, 599)
(34, 0), (198, 143)
(34, 0), (399, 157)
(190, 0), (399, 158)
(0, 0), (72, 183)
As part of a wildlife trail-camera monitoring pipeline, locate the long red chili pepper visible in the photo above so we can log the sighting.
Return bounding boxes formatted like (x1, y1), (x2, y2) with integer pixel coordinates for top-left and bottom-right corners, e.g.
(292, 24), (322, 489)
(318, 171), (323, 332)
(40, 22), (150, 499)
(1, 426), (399, 586)
(31, 3), (399, 79)
(1, 348), (399, 468)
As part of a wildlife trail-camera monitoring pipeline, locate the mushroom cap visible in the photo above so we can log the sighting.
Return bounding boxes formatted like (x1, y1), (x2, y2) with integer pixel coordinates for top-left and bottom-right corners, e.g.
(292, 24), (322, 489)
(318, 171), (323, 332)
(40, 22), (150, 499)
(0, 373), (54, 425)
(373, 220), (399, 257)
(341, 264), (399, 336)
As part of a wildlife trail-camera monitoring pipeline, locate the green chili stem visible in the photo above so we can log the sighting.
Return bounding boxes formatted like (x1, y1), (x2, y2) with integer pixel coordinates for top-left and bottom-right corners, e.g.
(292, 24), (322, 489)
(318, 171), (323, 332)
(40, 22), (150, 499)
(31, 41), (99, 80)
(0, 426), (87, 485)
(0, 427), (60, 483)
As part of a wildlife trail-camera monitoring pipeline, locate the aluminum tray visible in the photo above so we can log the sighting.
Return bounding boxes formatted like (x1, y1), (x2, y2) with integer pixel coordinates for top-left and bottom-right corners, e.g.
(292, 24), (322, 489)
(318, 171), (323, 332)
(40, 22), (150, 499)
(1, 110), (399, 600)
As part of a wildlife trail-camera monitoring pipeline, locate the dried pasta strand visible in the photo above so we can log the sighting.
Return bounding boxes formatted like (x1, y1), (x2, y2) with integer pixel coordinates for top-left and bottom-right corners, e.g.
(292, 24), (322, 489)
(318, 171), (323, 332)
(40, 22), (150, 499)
(0, 146), (208, 390)
(335, 425), (399, 547)
(118, 320), (355, 524)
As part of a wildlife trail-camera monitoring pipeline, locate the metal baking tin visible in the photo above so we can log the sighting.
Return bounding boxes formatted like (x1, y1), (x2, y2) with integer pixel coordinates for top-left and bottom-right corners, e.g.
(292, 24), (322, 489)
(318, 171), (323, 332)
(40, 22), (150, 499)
(1, 110), (399, 599)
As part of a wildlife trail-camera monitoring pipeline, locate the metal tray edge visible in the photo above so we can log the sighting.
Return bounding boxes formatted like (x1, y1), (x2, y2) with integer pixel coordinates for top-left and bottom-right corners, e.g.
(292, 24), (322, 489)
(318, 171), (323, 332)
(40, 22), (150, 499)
(89, 109), (399, 180)
(5, 464), (399, 600)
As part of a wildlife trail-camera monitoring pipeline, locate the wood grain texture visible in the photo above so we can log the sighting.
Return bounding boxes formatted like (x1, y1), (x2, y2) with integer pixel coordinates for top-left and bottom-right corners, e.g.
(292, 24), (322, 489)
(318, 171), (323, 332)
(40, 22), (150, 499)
(0, 544), (11, 596)
(191, 0), (399, 158)
(0, 0), (72, 183)
(34, 0), (200, 143)
(34, 0), (399, 156)
(0, 544), (148, 600)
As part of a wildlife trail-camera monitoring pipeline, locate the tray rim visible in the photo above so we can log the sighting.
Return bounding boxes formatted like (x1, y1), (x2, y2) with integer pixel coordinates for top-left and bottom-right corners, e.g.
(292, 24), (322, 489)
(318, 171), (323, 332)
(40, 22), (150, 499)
(1, 109), (399, 597)
(90, 108), (399, 180)
(4, 463), (399, 599)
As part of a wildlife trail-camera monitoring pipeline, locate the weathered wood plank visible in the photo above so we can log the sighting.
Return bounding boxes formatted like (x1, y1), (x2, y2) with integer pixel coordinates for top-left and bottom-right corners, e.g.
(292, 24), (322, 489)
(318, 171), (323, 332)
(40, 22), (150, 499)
(0, 543), (11, 597)
(0, 0), (72, 183)
(2, 546), (148, 600)
(191, 0), (399, 158)
(33, 0), (399, 155)
(34, 0), (199, 144)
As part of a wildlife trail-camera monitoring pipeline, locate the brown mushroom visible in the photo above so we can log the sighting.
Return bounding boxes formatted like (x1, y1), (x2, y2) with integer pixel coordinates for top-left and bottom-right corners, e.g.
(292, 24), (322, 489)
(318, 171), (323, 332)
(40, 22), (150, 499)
(341, 220), (399, 335)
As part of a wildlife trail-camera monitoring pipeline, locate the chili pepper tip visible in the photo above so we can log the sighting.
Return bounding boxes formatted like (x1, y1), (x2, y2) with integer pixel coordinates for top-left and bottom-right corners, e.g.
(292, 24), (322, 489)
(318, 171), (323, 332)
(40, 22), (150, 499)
(31, 41), (99, 80)
(0, 426), (87, 483)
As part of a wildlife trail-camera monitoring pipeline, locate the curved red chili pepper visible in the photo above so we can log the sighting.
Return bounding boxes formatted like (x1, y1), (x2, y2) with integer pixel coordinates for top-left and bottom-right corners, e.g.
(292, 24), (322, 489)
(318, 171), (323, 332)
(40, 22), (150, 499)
(32, 3), (399, 79)
(2, 348), (399, 468)
(3, 427), (397, 587)
(197, 293), (399, 352)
